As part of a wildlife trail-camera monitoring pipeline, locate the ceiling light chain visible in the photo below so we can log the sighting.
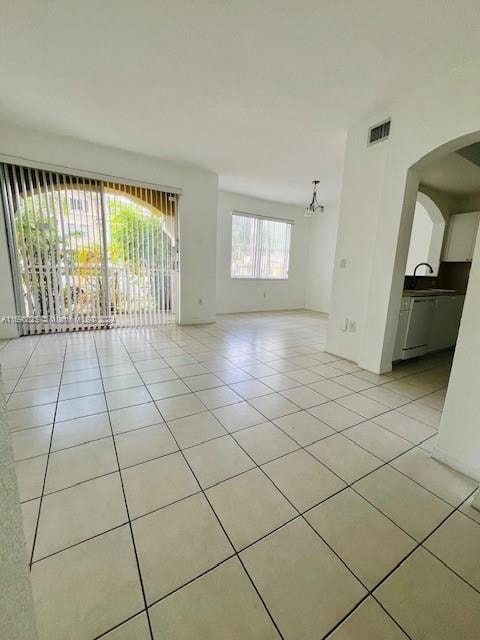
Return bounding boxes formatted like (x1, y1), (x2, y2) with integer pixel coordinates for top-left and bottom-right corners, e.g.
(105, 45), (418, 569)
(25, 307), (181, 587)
(305, 180), (324, 217)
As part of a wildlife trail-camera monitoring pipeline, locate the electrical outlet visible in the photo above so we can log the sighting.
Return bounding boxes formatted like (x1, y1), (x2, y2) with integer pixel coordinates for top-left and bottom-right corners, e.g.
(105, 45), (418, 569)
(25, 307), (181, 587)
(263, 292), (267, 298)
(348, 320), (357, 333)
(198, 297), (203, 305)
(340, 258), (347, 269)
(343, 318), (349, 332)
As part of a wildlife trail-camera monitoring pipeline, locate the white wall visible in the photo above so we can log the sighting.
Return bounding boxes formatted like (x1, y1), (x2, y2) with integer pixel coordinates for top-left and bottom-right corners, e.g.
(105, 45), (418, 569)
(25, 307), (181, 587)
(327, 56), (480, 479)
(304, 203), (339, 313)
(435, 227), (480, 480)
(327, 118), (390, 363)
(216, 191), (308, 313)
(328, 58), (480, 371)
(405, 196), (445, 276)
(0, 124), (218, 327)
(405, 203), (435, 274)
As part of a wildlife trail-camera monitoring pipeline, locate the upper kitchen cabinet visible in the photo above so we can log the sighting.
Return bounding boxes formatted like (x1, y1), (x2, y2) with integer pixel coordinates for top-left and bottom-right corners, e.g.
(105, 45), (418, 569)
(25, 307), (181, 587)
(442, 212), (480, 262)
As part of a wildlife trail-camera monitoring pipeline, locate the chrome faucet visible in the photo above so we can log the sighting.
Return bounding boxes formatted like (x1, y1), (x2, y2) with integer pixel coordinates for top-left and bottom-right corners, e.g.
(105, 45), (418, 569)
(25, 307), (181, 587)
(413, 262), (434, 276)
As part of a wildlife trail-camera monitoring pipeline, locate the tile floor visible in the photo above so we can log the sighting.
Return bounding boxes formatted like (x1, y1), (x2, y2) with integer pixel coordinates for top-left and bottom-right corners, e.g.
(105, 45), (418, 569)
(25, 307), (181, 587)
(1, 310), (480, 639)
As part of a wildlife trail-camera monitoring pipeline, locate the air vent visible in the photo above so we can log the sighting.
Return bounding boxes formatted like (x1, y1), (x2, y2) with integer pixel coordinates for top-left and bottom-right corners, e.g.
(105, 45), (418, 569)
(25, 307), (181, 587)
(368, 119), (391, 145)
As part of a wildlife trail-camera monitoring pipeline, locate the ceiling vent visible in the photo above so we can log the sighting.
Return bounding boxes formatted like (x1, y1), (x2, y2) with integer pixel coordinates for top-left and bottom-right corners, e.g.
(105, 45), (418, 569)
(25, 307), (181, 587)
(368, 119), (391, 146)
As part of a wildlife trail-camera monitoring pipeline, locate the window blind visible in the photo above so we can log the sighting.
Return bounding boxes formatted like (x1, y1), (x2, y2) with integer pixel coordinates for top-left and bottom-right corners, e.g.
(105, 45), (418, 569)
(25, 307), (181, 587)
(231, 212), (292, 279)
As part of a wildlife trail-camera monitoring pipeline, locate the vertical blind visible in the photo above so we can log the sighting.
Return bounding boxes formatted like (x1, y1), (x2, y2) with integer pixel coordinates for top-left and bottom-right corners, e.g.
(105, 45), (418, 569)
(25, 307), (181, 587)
(231, 212), (292, 279)
(0, 163), (178, 334)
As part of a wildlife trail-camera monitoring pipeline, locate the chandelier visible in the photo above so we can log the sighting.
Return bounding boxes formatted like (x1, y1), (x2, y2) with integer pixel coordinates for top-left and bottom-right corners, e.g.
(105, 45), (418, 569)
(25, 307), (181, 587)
(304, 180), (324, 217)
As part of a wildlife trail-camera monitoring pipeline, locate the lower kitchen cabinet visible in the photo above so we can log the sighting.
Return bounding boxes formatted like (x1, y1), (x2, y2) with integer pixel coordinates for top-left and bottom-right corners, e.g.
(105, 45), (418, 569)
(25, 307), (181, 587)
(394, 294), (465, 362)
(428, 295), (465, 352)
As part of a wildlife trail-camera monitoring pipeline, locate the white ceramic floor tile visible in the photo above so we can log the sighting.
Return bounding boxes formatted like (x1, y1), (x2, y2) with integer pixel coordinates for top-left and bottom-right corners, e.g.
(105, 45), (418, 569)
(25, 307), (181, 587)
(307, 434), (382, 483)
(308, 401), (364, 430)
(280, 385), (329, 409)
(147, 379), (191, 400)
(373, 410), (437, 444)
(234, 422), (298, 464)
(336, 393), (389, 419)
(263, 449), (346, 511)
(343, 421), (412, 461)
(184, 435), (254, 487)
(115, 423), (178, 468)
(425, 511), (480, 590)
(51, 412), (111, 450)
(273, 411), (335, 446)
(248, 393), (299, 420)
(34, 473), (128, 560)
(45, 437), (117, 493)
(55, 393), (107, 422)
(354, 465), (453, 541)
(229, 380), (274, 400)
(102, 613), (151, 639)
(7, 386), (59, 410)
(156, 393), (206, 420)
(328, 597), (408, 639)
(168, 411), (226, 449)
(241, 518), (366, 640)
(183, 373), (224, 391)
(149, 558), (280, 640)
(206, 468), (296, 550)
(306, 489), (415, 588)
(195, 385), (243, 409)
(11, 425), (52, 461)
(31, 526), (144, 640)
(134, 493), (233, 603)
(8, 403), (56, 430)
(106, 385), (151, 411)
(376, 548), (480, 640)
(391, 448), (477, 506)
(122, 452), (199, 518)
(15, 455), (48, 502)
(110, 402), (163, 434)
(59, 379), (104, 401)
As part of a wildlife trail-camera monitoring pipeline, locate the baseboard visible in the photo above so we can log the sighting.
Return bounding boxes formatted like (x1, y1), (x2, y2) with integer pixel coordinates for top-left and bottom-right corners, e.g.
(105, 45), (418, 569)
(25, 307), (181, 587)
(432, 445), (480, 482)
(178, 320), (216, 326)
(216, 307), (306, 315)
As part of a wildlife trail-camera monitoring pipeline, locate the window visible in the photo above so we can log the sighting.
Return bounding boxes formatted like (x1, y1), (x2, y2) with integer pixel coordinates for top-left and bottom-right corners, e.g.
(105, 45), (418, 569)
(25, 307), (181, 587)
(69, 197), (86, 211)
(231, 212), (292, 279)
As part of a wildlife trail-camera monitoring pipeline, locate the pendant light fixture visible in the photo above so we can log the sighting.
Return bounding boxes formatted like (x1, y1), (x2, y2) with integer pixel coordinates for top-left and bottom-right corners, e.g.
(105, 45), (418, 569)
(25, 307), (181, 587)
(304, 180), (324, 217)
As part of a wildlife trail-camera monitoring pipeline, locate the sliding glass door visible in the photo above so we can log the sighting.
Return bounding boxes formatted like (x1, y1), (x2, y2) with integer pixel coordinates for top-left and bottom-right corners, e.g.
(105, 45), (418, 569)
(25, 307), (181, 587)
(0, 164), (178, 334)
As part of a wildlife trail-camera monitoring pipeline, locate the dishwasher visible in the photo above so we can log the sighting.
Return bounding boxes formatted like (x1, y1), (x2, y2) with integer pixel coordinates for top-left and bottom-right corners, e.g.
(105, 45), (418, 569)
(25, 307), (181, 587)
(399, 297), (436, 360)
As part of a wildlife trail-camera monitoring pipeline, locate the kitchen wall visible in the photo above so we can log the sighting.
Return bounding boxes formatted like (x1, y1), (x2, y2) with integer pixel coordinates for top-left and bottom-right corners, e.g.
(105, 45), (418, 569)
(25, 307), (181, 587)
(216, 191), (308, 313)
(0, 124), (218, 333)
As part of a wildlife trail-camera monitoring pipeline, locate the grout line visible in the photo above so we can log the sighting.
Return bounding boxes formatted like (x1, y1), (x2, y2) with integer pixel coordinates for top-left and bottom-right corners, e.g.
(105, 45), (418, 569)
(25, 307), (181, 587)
(91, 333), (156, 640)
(29, 338), (68, 568)
(120, 330), (287, 640)
(4, 323), (461, 640)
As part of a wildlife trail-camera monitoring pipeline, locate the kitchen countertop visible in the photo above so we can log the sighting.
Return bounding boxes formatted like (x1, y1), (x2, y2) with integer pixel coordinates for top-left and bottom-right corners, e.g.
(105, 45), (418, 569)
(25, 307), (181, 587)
(402, 289), (465, 297)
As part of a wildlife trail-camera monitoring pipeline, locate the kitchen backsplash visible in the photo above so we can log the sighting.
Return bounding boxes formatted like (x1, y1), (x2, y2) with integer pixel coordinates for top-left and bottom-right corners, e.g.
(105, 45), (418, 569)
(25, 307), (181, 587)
(404, 261), (471, 292)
